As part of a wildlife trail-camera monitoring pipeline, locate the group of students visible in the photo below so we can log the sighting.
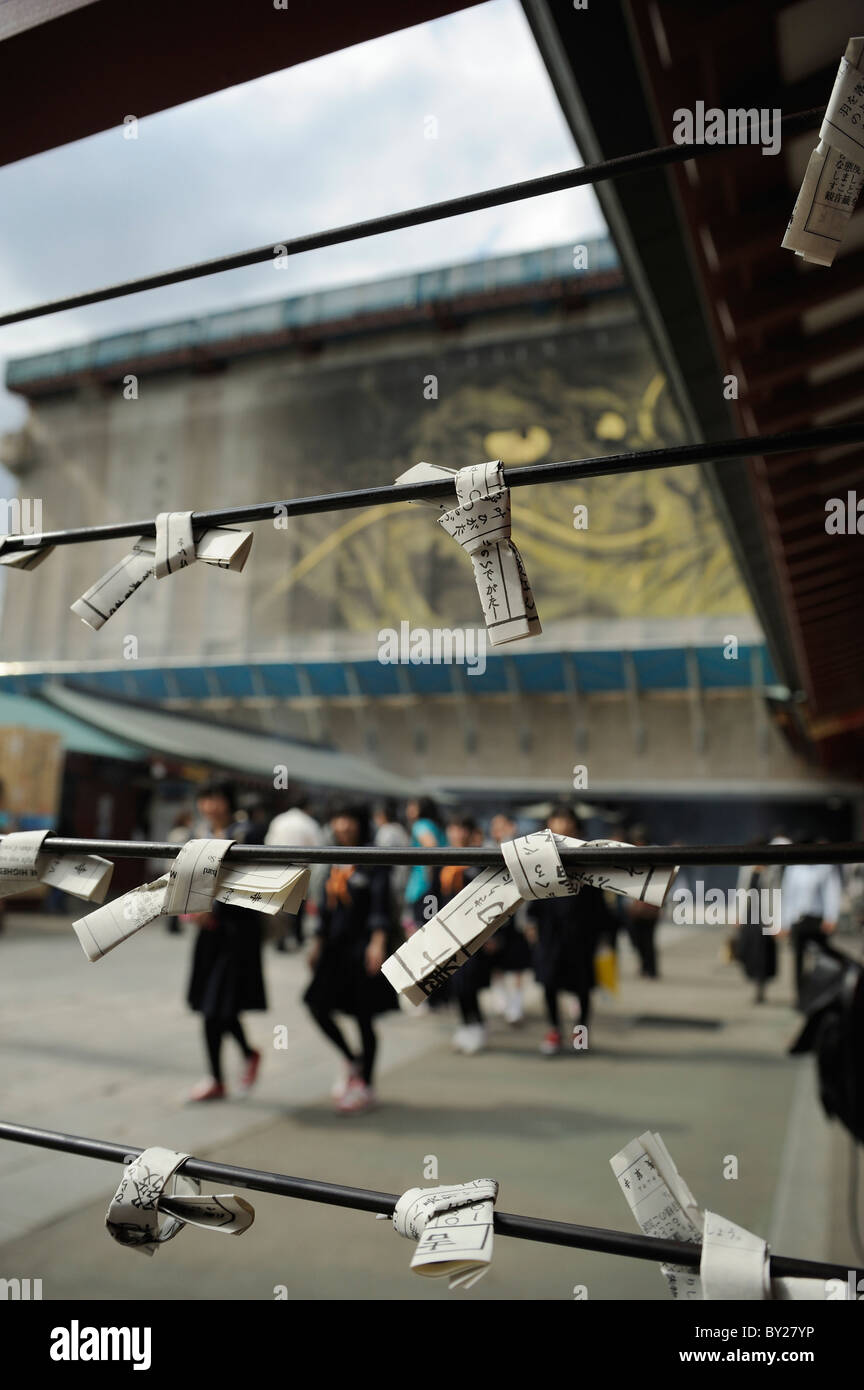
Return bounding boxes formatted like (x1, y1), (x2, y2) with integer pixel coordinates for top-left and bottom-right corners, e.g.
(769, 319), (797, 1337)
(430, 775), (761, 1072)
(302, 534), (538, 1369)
(179, 785), (660, 1114)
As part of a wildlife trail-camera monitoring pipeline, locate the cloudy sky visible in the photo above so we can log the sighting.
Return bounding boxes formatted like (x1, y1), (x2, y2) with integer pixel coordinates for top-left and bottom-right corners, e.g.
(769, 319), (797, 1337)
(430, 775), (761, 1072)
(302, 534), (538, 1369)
(0, 0), (605, 455)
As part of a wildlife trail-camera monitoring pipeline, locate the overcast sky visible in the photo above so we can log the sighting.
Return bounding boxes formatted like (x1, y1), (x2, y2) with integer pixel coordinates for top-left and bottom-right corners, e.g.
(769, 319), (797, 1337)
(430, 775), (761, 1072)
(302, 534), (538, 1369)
(0, 0), (605, 459)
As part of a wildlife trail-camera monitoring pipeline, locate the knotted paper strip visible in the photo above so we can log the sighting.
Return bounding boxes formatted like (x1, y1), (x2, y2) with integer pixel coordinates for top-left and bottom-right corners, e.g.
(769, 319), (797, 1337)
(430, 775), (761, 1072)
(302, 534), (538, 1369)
(700, 1212), (770, 1301)
(0, 830), (113, 903)
(73, 837), (310, 961)
(383, 830), (677, 1005)
(783, 37), (864, 266)
(154, 511), (196, 578)
(611, 1131), (856, 1301)
(106, 1146), (254, 1256)
(394, 459), (541, 645)
(391, 1180), (498, 1290)
(611, 1130), (704, 1300)
(0, 537), (55, 570)
(71, 523), (253, 631)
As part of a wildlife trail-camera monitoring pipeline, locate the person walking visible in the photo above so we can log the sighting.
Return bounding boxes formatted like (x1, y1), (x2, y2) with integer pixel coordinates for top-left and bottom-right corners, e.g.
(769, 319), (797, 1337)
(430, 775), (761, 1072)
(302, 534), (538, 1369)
(186, 781), (265, 1102)
(782, 850), (842, 1007)
(304, 803), (396, 1114)
(625, 823), (661, 979)
(734, 860), (777, 1004)
(265, 792), (323, 951)
(525, 804), (613, 1057)
(404, 797), (446, 930)
(442, 815), (491, 1055)
(164, 809), (194, 934)
(373, 800), (411, 921)
(488, 812), (531, 1024)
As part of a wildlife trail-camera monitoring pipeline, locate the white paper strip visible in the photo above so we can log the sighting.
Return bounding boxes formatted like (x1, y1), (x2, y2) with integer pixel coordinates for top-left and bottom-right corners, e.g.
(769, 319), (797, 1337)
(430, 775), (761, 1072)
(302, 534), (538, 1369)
(395, 459), (541, 645)
(612, 1132), (851, 1301)
(392, 1179), (498, 1289)
(611, 1130), (704, 1299)
(154, 511), (195, 578)
(106, 1146), (254, 1256)
(394, 460), (460, 501)
(73, 846), (311, 961)
(74, 874), (172, 962)
(0, 830), (113, 903)
(783, 38), (864, 266)
(700, 1210), (770, 1301)
(382, 864), (522, 1005)
(439, 460), (541, 646)
(501, 826), (576, 900)
(70, 540), (158, 631)
(0, 538), (55, 570)
(383, 833), (677, 1005)
(71, 526), (253, 630)
(820, 43), (864, 164)
(163, 837), (235, 914)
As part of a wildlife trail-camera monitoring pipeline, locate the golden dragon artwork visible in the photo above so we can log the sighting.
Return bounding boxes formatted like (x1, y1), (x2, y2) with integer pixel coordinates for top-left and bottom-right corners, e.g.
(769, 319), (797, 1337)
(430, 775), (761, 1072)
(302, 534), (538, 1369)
(260, 371), (752, 629)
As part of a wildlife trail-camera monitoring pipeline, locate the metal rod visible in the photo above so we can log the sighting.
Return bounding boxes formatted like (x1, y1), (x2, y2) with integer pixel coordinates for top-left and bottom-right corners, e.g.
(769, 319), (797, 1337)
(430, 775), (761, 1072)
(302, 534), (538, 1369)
(0, 1122), (854, 1281)
(3, 420), (862, 554)
(0, 107), (823, 329)
(13, 835), (864, 866)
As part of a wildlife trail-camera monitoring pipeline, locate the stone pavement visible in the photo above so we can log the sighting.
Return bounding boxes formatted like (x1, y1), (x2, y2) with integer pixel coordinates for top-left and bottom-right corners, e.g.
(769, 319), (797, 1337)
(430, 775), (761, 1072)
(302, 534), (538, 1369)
(0, 911), (858, 1300)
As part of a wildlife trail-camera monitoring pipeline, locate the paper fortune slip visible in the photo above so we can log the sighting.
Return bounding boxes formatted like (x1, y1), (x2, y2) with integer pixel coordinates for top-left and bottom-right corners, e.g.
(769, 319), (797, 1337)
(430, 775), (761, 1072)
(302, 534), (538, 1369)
(0, 538), (55, 570)
(73, 837), (310, 962)
(71, 511), (253, 631)
(783, 37), (864, 266)
(383, 830), (677, 1005)
(611, 1130), (705, 1301)
(391, 1179), (499, 1290)
(611, 1131), (855, 1301)
(0, 830), (113, 904)
(106, 1146), (254, 1256)
(395, 459), (541, 645)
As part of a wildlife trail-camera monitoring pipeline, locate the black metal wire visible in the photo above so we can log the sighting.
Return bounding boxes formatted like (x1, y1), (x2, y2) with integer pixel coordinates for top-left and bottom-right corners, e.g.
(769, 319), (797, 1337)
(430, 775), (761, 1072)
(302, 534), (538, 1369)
(0, 107), (823, 329)
(0, 1121), (856, 1282)
(2, 420), (862, 555)
(13, 835), (864, 866)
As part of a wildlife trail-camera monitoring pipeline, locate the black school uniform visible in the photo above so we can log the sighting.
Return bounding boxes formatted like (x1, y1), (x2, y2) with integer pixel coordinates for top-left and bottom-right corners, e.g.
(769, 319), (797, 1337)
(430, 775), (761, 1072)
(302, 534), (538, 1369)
(437, 865), (492, 1009)
(304, 863), (397, 1018)
(528, 886), (612, 1002)
(187, 902), (267, 1018)
(737, 870), (777, 985)
(187, 822), (267, 1020)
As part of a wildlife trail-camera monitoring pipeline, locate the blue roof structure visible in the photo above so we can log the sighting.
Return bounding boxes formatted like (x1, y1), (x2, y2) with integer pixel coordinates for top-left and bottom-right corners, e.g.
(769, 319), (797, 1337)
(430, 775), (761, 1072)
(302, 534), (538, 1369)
(5, 239), (620, 389)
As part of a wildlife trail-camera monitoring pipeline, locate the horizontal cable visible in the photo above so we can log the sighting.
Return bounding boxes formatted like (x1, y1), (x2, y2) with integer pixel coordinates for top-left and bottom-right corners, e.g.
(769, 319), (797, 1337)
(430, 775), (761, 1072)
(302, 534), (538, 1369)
(0, 1122), (855, 1281)
(14, 835), (864, 867)
(3, 419), (863, 555)
(0, 107), (823, 328)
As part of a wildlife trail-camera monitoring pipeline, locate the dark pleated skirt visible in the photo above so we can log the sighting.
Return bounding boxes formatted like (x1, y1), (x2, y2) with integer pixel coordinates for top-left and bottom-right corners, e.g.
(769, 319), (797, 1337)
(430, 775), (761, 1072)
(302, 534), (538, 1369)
(187, 907), (267, 1018)
(303, 938), (399, 1019)
(492, 917), (532, 971)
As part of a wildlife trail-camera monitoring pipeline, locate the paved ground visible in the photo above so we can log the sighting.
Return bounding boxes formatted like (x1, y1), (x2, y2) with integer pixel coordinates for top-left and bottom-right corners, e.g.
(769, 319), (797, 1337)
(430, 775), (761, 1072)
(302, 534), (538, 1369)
(0, 911), (859, 1300)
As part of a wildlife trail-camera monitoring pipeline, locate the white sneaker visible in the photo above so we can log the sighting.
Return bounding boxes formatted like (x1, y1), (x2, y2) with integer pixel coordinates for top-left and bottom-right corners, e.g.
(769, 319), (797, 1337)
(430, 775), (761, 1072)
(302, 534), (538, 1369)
(331, 1062), (361, 1100)
(452, 1026), (471, 1053)
(462, 1023), (487, 1054)
(504, 989), (523, 1025)
(338, 1079), (376, 1114)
